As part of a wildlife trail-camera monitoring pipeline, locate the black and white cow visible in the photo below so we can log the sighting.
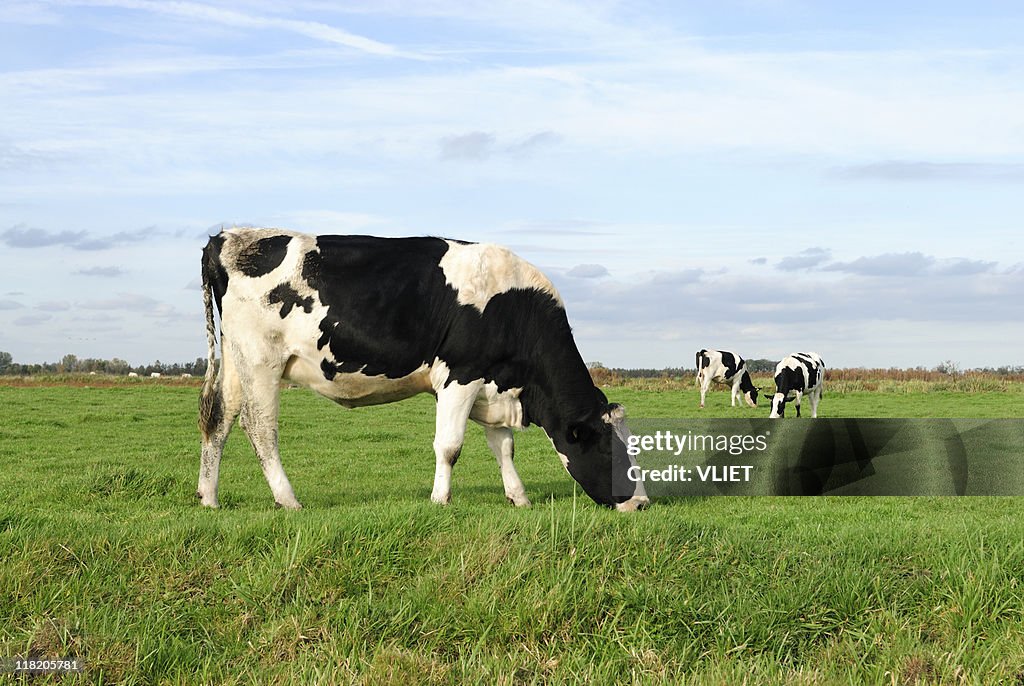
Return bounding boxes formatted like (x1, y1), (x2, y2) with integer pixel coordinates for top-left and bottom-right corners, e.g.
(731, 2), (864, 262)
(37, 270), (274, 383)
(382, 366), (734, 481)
(769, 352), (825, 418)
(695, 349), (759, 408)
(197, 229), (649, 512)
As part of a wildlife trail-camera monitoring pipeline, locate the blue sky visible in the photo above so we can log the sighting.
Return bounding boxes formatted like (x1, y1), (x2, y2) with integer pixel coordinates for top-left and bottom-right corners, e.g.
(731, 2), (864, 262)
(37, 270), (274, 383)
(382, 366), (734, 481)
(1, 1), (1022, 369)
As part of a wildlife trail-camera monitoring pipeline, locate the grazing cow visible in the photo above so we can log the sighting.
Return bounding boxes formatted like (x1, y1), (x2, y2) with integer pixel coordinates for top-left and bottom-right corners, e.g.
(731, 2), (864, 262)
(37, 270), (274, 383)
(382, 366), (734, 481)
(695, 349), (759, 408)
(197, 228), (649, 512)
(769, 352), (825, 418)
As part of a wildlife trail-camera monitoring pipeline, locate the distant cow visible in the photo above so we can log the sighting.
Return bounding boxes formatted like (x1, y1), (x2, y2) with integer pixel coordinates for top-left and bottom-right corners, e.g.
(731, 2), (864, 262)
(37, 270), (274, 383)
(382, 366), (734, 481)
(695, 349), (759, 408)
(150, 372), (162, 378)
(128, 372), (139, 378)
(769, 352), (825, 418)
(198, 228), (649, 512)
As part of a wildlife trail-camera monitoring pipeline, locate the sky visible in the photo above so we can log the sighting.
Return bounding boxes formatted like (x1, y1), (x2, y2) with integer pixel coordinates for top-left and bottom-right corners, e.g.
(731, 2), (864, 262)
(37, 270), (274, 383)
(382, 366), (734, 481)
(1, 0), (1023, 369)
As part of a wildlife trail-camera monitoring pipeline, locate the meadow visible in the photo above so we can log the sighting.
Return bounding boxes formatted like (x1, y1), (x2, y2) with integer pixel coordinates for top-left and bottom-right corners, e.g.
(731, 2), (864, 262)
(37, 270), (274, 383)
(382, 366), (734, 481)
(0, 376), (1022, 684)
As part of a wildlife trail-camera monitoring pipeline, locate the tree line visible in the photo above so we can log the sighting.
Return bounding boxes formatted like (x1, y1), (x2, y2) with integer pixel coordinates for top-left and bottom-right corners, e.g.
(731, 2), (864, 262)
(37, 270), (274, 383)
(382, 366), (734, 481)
(2, 351), (1021, 379)
(0, 352), (208, 377)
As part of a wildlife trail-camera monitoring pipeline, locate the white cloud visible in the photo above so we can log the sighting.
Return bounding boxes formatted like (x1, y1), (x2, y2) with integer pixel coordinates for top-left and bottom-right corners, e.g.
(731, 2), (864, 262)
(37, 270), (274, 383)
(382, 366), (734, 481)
(566, 263), (609, 279)
(776, 247), (832, 271)
(439, 132), (496, 160)
(60, 0), (428, 59)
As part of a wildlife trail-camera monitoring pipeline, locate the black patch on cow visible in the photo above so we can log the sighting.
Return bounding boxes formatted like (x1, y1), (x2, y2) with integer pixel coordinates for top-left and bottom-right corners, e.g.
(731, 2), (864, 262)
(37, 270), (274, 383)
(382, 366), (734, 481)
(202, 233), (229, 315)
(793, 353), (822, 388)
(236, 235), (291, 277)
(320, 358), (337, 381)
(775, 366), (806, 397)
(267, 283), (313, 318)
(301, 236), (581, 394)
(720, 351), (740, 379)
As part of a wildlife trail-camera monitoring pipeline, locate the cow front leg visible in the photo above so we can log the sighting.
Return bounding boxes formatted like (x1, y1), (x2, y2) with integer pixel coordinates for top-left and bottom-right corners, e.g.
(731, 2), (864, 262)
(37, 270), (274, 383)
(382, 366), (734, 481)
(794, 391), (803, 418)
(485, 426), (530, 507)
(431, 380), (482, 505)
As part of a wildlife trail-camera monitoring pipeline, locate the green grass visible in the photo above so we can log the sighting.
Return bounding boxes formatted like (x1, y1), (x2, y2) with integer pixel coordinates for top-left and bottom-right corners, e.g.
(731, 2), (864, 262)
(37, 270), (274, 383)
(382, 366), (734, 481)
(1, 383), (1023, 684)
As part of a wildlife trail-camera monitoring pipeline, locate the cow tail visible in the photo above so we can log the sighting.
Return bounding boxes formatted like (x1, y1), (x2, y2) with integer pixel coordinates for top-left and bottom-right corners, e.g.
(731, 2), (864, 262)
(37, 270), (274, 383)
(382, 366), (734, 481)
(695, 350), (702, 385)
(199, 236), (226, 440)
(202, 278), (217, 389)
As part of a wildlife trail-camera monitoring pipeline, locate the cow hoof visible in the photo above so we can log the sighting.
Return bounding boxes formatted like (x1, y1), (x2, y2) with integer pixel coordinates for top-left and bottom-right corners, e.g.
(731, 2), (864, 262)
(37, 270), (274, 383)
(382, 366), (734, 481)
(274, 500), (303, 511)
(196, 492), (220, 508)
(507, 495), (532, 508)
(430, 493), (451, 505)
(615, 496), (651, 513)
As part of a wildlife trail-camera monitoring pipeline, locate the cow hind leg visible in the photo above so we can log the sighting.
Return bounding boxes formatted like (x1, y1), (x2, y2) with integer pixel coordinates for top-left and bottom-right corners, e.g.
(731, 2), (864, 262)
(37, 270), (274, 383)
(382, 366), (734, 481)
(431, 381), (483, 505)
(699, 376), (710, 408)
(237, 360), (302, 510)
(483, 425), (530, 507)
(197, 352), (243, 508)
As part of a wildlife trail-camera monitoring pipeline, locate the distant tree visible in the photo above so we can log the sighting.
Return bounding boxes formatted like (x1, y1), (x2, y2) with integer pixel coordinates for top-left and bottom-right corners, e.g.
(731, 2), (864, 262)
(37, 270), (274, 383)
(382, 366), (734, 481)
(0, 351), (12, 374)
(109, 358), (131, 375)
(745, 359), (779, 374)
(60, 354), (79, 373)
(935, 359), (961, 376)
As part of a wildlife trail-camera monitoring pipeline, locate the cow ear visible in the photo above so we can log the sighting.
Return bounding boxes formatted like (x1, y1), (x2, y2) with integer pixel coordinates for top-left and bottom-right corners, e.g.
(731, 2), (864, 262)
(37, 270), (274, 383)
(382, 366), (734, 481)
(602, 403), (626, 425)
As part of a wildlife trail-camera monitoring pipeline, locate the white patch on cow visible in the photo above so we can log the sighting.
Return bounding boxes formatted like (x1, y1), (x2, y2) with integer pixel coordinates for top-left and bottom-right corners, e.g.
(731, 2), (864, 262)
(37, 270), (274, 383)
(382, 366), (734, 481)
(469, 382), (525, 429)
(284, 357), (432, 407)
(769, 392), (787, 418)
(439, 240), (564, 312)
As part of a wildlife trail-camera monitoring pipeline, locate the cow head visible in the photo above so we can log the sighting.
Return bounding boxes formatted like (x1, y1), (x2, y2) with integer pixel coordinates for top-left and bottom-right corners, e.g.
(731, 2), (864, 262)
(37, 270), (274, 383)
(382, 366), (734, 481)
(739, 371), (759, 408)
(549, 397), (649, 511)
(744, 387), (760, 408)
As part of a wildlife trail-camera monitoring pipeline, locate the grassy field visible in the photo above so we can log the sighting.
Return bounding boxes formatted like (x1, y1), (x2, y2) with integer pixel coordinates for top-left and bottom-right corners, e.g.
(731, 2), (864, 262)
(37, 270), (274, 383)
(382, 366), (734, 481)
(1, 379), (1022, 684)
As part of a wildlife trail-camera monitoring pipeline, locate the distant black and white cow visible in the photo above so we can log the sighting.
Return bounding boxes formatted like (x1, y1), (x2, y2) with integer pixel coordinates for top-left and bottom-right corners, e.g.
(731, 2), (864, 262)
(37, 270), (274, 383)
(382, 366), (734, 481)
(197, 228), (649, 512)
(769, 352), (825, 418)
(695, 349), (759, 408)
